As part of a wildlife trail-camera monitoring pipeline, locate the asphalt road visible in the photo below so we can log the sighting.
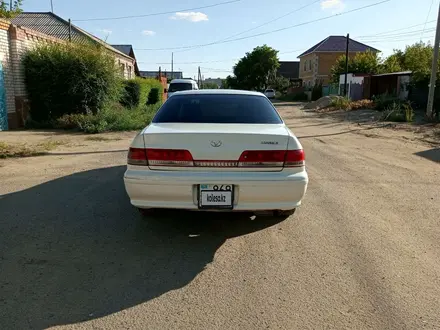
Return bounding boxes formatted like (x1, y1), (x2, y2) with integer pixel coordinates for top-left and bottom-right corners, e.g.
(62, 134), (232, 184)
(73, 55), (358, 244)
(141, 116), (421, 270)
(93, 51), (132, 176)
(1, 104), (439, 330)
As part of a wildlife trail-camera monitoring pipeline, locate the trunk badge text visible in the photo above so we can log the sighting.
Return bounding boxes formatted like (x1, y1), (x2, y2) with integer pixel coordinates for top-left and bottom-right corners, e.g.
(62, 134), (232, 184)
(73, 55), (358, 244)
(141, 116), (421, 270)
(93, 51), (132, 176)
(210, 140), (222, 147)
(261, 141), (279, 145)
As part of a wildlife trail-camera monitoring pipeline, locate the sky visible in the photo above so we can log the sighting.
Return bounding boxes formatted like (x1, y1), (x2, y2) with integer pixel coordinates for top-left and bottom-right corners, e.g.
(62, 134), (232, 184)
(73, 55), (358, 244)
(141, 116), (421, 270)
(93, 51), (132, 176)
(22, 0), (440, 79)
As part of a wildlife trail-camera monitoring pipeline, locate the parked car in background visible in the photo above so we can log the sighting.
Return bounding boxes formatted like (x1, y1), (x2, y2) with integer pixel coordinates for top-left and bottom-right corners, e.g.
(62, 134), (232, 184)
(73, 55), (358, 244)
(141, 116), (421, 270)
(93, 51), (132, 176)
(124, 90), (308, 218)
(264, 89), (276, 99)
(166, 79), (199, 98)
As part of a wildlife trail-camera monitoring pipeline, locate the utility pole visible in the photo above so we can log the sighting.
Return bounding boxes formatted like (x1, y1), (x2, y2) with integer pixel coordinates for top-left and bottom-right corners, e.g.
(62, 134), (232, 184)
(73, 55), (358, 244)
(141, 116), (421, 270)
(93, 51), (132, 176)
(343, 33), (350, 97)
(68, 19), (72, 42)
(427, 3), (440, 119)
(171, 52), (174, 80)
(50, 0), (54, 12)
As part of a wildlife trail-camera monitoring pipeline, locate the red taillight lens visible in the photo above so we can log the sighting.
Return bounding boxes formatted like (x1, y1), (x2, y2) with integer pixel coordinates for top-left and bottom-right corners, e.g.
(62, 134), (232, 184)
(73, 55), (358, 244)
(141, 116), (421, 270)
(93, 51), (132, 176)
(238, 149), (305, 167)
(238, 150), (286, 167)
(146, 149), (194, 167)
(284, 150), (305, 167)
(128, 147), (147, 165)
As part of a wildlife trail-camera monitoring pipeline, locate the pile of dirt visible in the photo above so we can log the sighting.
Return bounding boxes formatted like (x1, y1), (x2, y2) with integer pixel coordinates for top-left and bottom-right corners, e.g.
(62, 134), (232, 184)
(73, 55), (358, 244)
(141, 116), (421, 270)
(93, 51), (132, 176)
(303, 96), (342, 110)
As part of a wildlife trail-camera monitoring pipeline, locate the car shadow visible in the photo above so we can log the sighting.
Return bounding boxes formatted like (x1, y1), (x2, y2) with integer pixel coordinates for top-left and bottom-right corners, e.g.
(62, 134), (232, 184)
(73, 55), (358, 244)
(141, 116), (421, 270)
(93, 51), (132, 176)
(414, 148), (440, 163)
(0, 166), (285, 329)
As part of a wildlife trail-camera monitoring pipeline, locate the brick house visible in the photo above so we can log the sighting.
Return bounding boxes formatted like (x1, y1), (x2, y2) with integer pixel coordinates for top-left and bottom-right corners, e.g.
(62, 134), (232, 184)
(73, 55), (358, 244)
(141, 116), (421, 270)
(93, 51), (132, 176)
(0, 13), (136, 130)
(298, 36), (379, 88)
(111, 45), (140, 77)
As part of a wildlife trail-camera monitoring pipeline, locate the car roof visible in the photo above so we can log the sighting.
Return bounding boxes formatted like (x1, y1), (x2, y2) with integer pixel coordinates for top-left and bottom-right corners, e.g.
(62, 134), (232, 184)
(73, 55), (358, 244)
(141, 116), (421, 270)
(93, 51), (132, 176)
(170, 79), (196, 84)
(170, 89), (265, 96)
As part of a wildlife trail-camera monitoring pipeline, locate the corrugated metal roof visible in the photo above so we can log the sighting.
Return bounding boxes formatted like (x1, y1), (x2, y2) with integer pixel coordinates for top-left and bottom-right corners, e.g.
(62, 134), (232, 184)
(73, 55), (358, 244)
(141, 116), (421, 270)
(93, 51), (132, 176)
(372, 71), (412, 77)
(111, 45), (132, 56)
(11, 12), (132, 60)
(298, 36), (380, 58)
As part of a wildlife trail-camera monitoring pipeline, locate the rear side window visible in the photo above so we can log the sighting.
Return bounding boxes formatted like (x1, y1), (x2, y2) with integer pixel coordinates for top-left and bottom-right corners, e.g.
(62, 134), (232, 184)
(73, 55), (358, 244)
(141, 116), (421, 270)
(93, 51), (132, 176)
(153, 94), (283, 124)
(168, 83), (193, 93)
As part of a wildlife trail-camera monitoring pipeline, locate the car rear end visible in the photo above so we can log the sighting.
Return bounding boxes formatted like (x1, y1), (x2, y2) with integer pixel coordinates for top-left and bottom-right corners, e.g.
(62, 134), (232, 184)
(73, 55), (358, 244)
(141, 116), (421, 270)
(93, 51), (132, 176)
(124, 91), (308, 213)
(264, 89), (276, 99)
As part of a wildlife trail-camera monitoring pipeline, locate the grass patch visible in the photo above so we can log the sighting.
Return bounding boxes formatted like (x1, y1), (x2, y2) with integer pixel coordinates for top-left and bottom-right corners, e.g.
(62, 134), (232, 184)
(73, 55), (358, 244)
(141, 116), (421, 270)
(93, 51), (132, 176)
(0, 140), (66, 158)
(330, 98), (375, 111)
(382, 102), (414, 122)
(55, 103), (161, 133)
(85, 136), (122, 142)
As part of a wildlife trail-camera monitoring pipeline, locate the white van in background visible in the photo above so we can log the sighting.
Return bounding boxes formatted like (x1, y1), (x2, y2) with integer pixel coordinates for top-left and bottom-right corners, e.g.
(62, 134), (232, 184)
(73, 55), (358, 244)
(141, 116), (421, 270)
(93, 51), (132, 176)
(167, 79), (199, 98)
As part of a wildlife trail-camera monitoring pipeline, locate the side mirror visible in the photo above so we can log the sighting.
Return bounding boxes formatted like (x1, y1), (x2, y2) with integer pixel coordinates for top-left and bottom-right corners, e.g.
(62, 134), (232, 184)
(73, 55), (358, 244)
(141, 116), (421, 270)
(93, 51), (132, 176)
(164, 89), (168, 93)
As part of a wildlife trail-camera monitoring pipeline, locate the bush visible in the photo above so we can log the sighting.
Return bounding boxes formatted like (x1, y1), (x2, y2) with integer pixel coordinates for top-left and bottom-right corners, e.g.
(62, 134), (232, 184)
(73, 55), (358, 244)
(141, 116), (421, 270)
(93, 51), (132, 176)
(331, 97), (351, 110)
(23, 43), (122, 121)
(147, 88), (161, 105)
(383, 101), (414, 122)
(120, 80), (141, 108)
(55, 103), (161, 133)
(373, 93), (401, 110)
(119, 78), (164, 108)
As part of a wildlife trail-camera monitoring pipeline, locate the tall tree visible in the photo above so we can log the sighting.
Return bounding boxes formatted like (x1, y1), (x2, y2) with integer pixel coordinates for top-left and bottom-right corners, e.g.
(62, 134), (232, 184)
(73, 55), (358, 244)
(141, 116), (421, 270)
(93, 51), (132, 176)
(231, 45), (280, 91)
(331, 51), (381, 83)
(400, 42), (434, 83)
(0, 0), (23, 19)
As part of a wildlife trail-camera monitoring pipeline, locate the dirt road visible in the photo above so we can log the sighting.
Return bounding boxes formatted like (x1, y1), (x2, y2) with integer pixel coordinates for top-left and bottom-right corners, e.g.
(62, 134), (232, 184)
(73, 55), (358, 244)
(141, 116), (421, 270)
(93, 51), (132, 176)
(1, 103), (439, 330)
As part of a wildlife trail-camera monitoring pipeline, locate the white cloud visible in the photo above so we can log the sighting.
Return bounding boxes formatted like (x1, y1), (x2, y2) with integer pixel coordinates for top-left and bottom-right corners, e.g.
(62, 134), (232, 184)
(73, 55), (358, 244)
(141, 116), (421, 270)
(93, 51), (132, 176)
(321, 0), (345, 12)
(97, 28), (112, 35)
(142, 30), (156, 36)
(170, 12), (208, 22)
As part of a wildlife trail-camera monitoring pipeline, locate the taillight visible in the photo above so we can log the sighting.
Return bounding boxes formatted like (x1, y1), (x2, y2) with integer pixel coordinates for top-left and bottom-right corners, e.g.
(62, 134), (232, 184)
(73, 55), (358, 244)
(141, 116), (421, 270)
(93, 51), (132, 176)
(237, 150), (305, 167)
(284, 150), (305, 167)
(146, 149), (194, 167)
(127, 147), (147, 165)
(238, 150), (286, 167)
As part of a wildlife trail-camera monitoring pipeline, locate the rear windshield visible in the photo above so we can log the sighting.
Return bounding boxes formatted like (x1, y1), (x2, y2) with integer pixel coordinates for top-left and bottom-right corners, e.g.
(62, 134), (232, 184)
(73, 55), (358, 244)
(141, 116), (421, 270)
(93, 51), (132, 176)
(153, 94), (283, 124)
(168, 83), (193, 93)
(266, 89), (274, 93)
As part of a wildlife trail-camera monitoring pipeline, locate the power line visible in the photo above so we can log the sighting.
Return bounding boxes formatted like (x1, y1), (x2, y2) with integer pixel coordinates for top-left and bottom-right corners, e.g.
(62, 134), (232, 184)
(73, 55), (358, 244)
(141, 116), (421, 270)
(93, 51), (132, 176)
(361, 34), (435, 44)
(175, 0), (321, 54)
(355, 20), (436, 38)
(421, 0), (435, 39)
(135, 0), (392, 51)
(358, 28), (436, 40)
(72, 0), (241, 21)
(137, 48), (305, 65)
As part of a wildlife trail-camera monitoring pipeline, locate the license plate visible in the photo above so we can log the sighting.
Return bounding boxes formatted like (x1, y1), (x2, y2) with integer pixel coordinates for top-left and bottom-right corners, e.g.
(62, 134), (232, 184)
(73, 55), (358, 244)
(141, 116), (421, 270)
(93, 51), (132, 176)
(199, 184), (233, 209)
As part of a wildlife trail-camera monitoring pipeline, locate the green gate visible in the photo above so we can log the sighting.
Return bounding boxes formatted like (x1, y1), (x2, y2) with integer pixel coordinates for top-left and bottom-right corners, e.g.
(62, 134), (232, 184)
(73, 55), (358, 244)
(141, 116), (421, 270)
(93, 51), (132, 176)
(0, 61), (7, 131)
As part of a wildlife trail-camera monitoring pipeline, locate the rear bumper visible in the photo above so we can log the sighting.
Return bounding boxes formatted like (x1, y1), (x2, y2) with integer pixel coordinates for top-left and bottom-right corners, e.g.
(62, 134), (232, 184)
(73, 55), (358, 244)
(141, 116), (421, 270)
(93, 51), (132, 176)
(124, 167), (308, 211)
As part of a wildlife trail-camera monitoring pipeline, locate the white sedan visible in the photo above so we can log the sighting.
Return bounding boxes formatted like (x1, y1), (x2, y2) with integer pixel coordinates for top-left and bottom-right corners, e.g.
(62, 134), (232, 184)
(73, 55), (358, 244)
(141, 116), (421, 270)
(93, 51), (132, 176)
(264, 89), (276, 99)
(123, 90), (308, 217)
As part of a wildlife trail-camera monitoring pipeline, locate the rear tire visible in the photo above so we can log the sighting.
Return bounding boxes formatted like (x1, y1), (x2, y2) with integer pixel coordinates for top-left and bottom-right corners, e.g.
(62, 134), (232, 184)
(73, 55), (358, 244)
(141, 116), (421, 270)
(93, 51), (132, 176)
(273, 209), (296, 218)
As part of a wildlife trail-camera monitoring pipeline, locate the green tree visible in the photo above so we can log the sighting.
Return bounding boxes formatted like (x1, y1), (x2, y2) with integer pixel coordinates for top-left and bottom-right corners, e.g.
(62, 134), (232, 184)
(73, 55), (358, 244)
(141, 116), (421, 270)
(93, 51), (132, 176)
(223, 75), (238, 89)
(331, 51), (381, 83)
(201, 82), (219, 89)
(381, 53), (403, 73)
(230, 45), (280, 91)
(401, 42), (433, 83)
(268, 75), (290, 94)
(0, 0), (23, 18)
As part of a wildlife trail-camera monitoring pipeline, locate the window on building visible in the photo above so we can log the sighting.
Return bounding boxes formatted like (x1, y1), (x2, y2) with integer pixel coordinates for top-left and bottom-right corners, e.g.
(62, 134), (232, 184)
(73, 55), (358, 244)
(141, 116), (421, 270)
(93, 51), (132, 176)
(303, 61), (306, 71)
(128, 65), (132, 79)
(120, 63), (125, 77)
(309, 60), (312, 71)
